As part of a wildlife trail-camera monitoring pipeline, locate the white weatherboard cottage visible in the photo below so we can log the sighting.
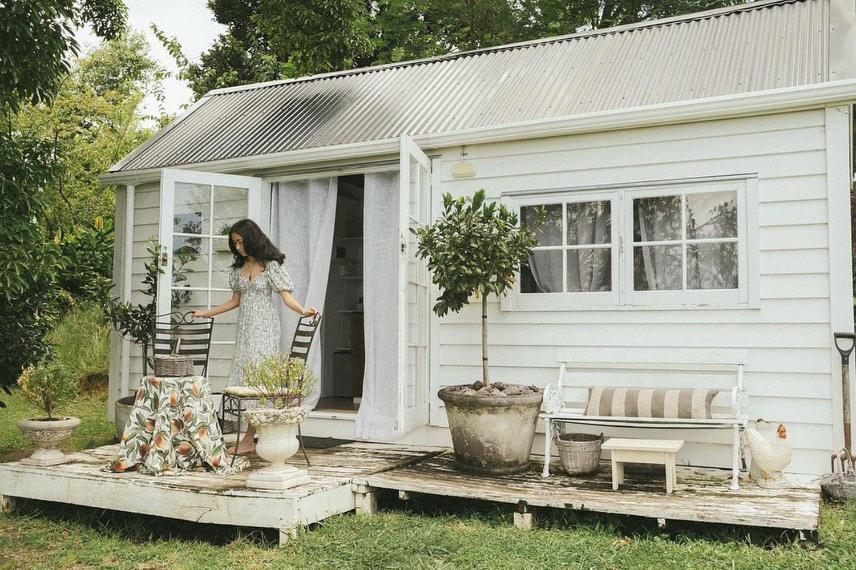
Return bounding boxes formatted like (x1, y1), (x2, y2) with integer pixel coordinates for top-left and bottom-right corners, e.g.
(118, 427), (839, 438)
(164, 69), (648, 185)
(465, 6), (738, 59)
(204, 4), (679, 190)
(102, 0), (856, 476)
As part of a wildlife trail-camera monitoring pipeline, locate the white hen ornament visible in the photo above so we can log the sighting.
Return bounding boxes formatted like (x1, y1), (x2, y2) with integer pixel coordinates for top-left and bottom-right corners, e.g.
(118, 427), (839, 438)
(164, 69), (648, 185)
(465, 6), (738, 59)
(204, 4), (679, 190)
(743, 421), (792, 487)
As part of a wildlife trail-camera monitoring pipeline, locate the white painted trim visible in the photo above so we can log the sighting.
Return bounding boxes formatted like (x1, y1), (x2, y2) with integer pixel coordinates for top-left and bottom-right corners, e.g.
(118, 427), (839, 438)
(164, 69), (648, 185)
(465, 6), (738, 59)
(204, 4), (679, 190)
(100, 80), (856, 186)
(825, 105), (855, 451)
(121, 184), (134, 398)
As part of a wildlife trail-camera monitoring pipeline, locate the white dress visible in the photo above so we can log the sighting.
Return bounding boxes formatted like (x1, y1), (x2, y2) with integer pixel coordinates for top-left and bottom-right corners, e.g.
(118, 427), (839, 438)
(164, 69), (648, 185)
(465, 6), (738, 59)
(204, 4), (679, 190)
(227, 261), (295, 387)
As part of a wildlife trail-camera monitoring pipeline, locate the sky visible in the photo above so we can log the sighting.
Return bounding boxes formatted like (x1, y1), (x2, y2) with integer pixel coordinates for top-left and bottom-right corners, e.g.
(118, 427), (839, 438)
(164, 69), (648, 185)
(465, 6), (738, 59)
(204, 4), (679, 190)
(75, 0), (226, 118)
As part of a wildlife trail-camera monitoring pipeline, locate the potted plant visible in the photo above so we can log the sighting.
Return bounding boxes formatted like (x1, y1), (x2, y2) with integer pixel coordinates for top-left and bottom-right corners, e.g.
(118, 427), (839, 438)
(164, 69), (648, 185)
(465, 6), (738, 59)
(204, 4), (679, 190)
(414, 189), (543, 474)
(16, 359), (81, 466)
(241, 354), (316, 490)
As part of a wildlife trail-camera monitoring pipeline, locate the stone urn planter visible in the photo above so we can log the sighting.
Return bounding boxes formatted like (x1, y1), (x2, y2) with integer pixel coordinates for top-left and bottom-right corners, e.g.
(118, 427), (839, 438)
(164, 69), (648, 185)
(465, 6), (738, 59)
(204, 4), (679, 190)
(243, 407), (309, 490)
(17, 417), (81, 466)
(439, 384), (543, 474)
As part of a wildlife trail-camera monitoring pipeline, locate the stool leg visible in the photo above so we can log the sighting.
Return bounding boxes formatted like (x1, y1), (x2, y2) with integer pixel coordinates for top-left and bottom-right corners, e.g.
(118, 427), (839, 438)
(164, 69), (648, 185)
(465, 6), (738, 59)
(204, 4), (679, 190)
(611, 459), (621, 490)
(666, 454), (676, 494)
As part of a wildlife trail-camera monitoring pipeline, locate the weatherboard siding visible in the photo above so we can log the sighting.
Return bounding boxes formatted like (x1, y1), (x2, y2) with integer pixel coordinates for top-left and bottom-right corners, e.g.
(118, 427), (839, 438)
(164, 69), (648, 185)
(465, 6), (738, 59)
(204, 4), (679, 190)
(429, 109), (843, 475)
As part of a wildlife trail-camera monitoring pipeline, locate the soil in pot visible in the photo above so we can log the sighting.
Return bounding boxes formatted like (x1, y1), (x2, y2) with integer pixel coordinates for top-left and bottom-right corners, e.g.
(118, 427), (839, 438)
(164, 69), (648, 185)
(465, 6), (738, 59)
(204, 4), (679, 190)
(439, 382), (543, 475)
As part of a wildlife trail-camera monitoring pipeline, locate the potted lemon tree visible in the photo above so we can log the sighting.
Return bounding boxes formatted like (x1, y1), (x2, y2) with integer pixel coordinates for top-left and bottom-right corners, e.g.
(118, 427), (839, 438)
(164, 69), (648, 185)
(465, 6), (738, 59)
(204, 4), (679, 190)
(241, 354), (316, 490)
(16, 360), (81, 466)
(414, 190), (543, 474)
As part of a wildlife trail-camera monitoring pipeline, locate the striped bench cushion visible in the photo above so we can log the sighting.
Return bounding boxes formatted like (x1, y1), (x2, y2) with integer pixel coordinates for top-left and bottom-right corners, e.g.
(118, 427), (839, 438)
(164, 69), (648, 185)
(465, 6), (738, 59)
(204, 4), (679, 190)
(584, 387), (719, 419)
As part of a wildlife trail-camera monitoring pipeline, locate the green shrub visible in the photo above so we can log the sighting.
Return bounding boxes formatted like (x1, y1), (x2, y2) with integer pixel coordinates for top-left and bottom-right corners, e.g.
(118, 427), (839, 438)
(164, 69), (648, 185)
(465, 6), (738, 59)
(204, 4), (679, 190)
(17, 360), (79, 419)
(47, 302), (110, 389)
(243, 355), (317, 409)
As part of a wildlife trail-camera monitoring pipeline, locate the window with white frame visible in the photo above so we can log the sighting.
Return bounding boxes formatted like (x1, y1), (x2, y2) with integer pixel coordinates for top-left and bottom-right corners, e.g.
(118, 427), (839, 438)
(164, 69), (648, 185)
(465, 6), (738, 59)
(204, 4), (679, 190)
(507, 179), (752, 309)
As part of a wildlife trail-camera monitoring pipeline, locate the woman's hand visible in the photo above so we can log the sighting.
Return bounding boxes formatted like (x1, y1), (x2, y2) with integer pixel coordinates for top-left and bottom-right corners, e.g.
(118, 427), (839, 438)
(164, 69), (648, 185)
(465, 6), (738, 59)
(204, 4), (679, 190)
(302, 307), (318, 318)
(192, 309), (210, 319)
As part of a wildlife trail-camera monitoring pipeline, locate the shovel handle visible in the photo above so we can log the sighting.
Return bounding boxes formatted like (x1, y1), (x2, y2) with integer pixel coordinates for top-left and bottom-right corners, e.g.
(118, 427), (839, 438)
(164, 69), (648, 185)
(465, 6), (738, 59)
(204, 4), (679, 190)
(834, 333), (856, 364)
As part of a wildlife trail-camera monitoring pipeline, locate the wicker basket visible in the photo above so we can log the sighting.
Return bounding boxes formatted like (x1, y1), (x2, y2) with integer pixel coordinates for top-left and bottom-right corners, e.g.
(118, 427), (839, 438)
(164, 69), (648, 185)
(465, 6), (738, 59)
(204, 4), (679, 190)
(555, 432), (603, 475)
(153, 338), (195, 377)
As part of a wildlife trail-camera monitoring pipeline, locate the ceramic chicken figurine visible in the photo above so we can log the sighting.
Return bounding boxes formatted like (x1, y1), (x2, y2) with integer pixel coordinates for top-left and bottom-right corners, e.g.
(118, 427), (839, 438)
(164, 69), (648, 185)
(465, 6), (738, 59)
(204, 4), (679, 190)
(744, 421), (792, 484)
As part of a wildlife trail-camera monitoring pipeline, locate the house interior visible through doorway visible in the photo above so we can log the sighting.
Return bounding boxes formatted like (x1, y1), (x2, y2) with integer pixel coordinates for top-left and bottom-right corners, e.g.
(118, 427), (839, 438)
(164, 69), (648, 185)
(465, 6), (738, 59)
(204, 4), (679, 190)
(316, 174), (365, 413)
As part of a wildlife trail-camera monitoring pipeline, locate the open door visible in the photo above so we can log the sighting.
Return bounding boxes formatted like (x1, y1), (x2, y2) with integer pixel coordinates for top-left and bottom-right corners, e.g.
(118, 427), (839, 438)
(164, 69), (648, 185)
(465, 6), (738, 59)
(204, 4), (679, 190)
(157, 168), (263, 389)
(399, 135), (431, 431)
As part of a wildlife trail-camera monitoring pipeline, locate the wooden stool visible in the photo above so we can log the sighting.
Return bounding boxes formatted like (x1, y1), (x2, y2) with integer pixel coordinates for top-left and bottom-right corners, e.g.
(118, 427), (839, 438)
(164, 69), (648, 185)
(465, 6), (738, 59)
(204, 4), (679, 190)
(602, 438), (684, 494)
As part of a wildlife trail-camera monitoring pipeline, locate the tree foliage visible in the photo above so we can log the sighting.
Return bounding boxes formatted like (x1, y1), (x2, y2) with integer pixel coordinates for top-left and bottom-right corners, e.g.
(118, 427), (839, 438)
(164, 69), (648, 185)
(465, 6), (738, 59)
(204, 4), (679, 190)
(181, 0), (741, 98)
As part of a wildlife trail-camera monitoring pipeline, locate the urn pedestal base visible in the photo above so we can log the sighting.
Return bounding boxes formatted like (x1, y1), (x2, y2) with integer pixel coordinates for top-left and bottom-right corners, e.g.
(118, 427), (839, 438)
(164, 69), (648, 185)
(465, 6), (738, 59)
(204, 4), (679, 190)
(246, 464), (310, 490)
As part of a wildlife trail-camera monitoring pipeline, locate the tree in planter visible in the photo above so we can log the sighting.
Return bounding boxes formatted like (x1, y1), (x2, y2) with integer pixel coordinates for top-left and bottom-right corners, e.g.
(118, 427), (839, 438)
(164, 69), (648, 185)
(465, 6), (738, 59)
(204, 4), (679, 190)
(109, 240), (197, 376)
(414, 189), (539, 387)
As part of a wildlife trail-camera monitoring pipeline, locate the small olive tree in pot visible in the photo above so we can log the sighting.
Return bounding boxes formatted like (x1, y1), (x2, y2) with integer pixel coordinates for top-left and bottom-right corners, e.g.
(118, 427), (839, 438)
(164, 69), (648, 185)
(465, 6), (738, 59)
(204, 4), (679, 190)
(415, 189), (543, 474)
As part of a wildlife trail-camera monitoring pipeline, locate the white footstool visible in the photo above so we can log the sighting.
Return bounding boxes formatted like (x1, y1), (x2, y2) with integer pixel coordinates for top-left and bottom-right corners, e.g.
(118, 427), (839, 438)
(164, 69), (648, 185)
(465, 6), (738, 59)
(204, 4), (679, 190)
(602, 438), (684, 494)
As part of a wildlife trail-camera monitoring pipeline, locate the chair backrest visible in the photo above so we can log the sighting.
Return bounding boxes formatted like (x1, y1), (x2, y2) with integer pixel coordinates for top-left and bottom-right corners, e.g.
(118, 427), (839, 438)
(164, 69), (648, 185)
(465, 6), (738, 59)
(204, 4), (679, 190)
(289, 313), (322, 362)
(152, 311), (214, 377)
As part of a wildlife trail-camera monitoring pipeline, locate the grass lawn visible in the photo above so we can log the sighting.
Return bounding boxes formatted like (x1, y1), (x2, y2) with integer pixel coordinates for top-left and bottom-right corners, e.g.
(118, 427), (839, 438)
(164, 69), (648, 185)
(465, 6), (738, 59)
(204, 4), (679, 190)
(1, 389), (855, 569)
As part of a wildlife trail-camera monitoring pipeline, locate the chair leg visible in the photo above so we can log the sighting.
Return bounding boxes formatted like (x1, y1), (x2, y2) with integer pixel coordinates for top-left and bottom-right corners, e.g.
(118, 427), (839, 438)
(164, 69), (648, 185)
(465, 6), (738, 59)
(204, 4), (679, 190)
(231, 398), (243, 468)
(298, 424), (311, 466)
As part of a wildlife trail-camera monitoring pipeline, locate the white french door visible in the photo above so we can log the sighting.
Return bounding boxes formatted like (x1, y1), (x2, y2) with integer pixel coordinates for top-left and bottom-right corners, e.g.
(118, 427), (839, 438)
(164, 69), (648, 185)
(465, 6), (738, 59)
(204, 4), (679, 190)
(157, 169), (263, 389)
(399, 135), (431, 430)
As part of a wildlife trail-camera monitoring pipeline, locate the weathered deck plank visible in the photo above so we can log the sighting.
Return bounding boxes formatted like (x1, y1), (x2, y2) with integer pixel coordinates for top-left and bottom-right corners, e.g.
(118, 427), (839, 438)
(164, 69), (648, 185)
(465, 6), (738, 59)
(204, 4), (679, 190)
(356, 454), (820, 531)
(0, 443), (442, 534)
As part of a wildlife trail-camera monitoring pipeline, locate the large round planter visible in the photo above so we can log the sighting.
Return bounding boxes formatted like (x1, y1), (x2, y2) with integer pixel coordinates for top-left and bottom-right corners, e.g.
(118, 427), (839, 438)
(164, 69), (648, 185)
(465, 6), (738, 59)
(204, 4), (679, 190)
(114, 395), (136, 439)
(17, 416), (81, 466)
(243, 407), (309, 490)
(438, 385), (543, 475)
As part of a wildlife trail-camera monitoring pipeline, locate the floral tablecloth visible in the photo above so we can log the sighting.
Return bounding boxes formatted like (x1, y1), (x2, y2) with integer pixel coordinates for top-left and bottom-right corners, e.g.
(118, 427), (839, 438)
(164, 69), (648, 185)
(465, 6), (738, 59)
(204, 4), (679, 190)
(106, 375), (247, 476)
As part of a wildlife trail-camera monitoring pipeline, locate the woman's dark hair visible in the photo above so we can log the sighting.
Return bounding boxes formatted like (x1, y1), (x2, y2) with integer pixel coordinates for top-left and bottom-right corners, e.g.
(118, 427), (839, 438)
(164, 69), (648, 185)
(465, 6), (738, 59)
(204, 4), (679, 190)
(228, 219), (285, 268)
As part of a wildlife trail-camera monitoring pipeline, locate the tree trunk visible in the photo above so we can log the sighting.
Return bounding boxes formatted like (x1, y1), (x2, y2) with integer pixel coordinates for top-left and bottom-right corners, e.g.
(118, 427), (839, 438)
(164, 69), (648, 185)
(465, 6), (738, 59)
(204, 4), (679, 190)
(482, 291), (489, 386)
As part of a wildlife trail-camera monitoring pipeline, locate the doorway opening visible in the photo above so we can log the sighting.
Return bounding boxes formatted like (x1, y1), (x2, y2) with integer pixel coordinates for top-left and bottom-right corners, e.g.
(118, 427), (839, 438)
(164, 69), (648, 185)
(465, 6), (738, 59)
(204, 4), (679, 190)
(317, 174), (364, 413)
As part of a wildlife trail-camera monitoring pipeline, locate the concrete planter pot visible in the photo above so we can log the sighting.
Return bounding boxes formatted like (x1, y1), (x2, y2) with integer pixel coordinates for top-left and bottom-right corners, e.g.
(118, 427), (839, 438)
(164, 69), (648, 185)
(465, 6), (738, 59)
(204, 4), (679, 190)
(17, 416), (81, 466)
(438, 385), (543, 475)
(114, 395), (137, 439)
(244, 407), (310, 490)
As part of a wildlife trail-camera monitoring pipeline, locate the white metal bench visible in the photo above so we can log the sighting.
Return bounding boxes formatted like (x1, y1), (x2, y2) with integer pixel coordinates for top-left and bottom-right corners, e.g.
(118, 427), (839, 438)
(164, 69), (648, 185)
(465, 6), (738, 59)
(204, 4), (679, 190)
(541, 349), (749, 490)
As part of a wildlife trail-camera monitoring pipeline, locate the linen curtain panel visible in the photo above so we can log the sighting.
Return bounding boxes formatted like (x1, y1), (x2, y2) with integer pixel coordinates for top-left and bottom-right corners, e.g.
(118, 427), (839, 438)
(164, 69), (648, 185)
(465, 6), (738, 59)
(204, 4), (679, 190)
(355, 171), (400, 441)
(635, 198), (682, 291)
(269, 178), (338, 410)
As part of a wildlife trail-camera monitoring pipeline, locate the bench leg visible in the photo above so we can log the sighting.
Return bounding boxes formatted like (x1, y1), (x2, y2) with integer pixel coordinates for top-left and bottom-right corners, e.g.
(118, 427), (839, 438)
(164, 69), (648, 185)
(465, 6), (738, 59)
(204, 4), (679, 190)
(731, 423), (741, 491)
(542, 420), (553, 478)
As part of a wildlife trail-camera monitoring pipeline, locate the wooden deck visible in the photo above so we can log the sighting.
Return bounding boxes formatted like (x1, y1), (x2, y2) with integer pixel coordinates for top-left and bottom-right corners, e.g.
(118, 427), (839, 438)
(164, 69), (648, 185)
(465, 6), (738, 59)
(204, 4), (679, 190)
(355, 453), (821, 533)
(0, 442), (440, 545)
(0, 444), (821, 544)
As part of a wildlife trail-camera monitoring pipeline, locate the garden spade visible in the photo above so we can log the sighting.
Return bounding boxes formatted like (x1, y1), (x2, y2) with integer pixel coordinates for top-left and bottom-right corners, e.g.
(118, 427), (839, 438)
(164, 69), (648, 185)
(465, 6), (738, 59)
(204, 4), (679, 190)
(832, 333), (856, 473)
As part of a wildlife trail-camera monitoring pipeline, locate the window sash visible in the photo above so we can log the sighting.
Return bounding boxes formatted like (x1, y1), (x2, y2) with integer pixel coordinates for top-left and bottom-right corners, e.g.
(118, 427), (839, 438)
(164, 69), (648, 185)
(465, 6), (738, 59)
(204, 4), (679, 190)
(503, 178), (752, 310)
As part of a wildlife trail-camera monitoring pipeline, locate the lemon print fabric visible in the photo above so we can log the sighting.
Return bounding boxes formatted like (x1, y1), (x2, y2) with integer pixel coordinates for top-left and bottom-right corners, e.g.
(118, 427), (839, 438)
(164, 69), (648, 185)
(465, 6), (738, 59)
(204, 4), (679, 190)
(106, 375), (247, 476)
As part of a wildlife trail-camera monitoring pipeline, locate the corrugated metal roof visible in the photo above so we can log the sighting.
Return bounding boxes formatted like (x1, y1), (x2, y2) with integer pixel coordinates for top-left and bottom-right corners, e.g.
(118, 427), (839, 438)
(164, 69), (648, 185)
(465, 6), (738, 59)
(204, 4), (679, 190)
(113, 0), (830, 172)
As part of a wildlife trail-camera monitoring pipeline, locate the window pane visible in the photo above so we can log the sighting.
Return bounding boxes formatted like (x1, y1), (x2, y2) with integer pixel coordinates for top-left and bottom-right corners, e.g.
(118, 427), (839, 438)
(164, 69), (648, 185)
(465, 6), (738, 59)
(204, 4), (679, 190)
(520, 250), (562, 293)
(633, 195), (681, 242)
(687, 242), (738, 289)
(174, 182), (210, 235)
(633, 245), (682, 290)
(172, 237), (209, 289)
(521, 204), (562, 246)
(212, 186), (248, 237)
(686, 191), (737, 239)
(567, 201), (611, 245)
(567, 249), (611, 292)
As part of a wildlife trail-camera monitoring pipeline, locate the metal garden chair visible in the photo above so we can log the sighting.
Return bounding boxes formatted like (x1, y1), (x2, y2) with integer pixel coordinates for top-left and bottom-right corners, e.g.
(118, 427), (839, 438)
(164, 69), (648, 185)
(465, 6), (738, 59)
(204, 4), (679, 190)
(152, 311), (215, 377)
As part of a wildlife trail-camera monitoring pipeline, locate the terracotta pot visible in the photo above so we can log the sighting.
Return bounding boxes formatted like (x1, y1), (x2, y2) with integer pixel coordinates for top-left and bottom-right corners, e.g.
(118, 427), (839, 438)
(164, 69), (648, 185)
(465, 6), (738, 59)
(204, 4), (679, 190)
(243, 407), (309, 490)
(438, 385), (543, 475)
(114, 395), (136, 439)
(17, 416), (81, 466)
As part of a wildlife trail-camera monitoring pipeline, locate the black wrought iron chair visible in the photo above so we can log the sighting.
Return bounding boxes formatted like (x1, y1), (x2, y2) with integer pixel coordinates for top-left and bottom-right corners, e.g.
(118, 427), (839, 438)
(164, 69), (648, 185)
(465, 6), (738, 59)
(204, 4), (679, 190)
(152, 311), (215, 376)
(220, 313), (322, 466)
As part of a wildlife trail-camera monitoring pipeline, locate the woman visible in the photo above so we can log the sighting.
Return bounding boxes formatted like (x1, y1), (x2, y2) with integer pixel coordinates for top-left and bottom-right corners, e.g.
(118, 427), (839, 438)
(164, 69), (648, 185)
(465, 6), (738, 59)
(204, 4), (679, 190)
(193, 219), (316, 454)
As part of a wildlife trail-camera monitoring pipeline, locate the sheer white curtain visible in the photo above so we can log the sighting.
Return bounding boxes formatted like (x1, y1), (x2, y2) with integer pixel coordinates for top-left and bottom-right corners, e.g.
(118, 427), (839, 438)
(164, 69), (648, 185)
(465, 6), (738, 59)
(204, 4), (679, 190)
(355, 171), (400, 440)
(269, 178), (338, 410)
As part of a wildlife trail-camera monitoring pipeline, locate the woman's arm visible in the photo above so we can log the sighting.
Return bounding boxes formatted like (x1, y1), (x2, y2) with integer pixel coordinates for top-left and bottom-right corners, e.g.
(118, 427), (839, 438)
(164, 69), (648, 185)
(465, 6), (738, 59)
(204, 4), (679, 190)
(193, 292), (241, 319)
(279, 290), (317, 317)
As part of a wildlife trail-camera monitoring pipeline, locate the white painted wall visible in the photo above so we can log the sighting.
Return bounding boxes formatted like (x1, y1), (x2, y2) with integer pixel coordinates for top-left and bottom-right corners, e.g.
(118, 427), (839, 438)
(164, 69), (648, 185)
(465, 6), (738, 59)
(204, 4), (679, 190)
(428, 108), (853, 475)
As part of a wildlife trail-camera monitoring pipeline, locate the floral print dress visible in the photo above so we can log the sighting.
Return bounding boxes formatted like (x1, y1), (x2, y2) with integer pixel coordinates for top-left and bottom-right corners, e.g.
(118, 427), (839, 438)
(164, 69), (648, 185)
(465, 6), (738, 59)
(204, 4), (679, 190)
(228, 260), (295, 388)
